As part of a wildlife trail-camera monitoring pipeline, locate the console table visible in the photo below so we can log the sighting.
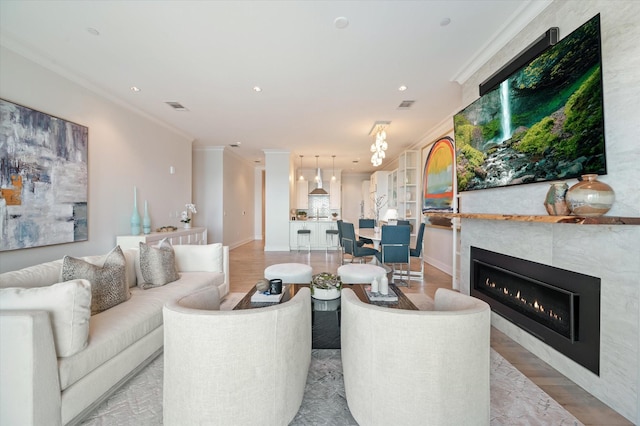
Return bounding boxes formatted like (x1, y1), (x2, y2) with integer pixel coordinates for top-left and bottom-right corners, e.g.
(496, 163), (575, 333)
(116, 227), (207, 249)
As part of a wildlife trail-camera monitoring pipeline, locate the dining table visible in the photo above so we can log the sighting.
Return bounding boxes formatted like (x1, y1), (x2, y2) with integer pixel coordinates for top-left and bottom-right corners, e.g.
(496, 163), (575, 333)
(354, 227), (382, 264)
(354, 227), (382, 250)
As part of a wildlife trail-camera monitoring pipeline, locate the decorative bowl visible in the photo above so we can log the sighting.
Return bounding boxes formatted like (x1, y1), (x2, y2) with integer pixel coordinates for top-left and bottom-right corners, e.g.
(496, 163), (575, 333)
(310, 272), (342, 300)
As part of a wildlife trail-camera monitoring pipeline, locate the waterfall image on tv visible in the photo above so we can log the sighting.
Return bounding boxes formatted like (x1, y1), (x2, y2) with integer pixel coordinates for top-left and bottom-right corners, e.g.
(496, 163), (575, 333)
(454, 14), (606, 192)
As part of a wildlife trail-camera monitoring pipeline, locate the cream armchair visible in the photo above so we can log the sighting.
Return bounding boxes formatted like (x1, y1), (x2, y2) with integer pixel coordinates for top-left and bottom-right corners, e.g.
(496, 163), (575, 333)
(341, 288), (491, 426)
(162, 286), (311, 426)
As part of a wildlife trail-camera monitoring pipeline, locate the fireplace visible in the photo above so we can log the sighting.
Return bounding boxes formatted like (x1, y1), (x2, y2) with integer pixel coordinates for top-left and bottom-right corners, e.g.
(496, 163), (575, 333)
(470, 247), (600, 375)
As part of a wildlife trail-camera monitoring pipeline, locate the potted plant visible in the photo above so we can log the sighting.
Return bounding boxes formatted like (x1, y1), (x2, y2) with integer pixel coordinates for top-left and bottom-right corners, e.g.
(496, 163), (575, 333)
(310, 272), (342, 300)
(296, 210), (307, 220)
(180, 203), (197, 229)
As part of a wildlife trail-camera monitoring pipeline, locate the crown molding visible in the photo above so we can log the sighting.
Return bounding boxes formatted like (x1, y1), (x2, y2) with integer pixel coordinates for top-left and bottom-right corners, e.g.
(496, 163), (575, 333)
(450, 0), (553, 85)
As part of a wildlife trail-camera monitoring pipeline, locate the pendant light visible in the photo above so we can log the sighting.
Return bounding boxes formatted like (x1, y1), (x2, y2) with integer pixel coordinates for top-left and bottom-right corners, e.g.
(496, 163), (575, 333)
(314, 155), (320, 183)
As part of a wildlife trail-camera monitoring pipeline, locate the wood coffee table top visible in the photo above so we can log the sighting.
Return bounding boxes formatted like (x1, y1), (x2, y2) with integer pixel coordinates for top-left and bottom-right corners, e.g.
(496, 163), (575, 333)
(233, 283), (418, 311)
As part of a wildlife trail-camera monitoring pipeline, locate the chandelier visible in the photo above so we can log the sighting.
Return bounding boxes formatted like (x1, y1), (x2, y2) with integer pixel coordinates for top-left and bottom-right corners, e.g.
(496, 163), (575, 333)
(369, 121), (390, 167)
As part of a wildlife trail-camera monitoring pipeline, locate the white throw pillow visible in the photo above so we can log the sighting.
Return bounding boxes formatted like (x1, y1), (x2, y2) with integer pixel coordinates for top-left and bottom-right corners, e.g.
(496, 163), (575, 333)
(0, 279), (92, 358)
(173, 243), (223, 272)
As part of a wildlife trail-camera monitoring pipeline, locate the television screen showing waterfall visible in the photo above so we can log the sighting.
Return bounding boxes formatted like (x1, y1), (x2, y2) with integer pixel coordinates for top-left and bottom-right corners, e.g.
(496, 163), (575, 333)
(454, 14), (606, 192)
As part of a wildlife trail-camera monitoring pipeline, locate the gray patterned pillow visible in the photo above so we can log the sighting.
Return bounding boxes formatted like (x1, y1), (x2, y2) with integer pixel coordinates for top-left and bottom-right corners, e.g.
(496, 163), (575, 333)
(138, 238), (180, 289)
(62, 246), (129, 315)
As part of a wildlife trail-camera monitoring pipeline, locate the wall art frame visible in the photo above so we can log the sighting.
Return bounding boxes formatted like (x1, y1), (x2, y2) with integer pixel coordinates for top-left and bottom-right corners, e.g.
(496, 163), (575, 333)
(422, 136), (455, 213)
(0, 98), (88, 251)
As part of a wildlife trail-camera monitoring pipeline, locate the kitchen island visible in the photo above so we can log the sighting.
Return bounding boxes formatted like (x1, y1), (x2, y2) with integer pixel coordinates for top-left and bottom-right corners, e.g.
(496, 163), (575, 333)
(290, 219), (339, 251)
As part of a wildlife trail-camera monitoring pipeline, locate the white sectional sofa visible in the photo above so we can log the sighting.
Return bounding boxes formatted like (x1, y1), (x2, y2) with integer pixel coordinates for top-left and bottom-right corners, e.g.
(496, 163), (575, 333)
(0, 242), (229, 426)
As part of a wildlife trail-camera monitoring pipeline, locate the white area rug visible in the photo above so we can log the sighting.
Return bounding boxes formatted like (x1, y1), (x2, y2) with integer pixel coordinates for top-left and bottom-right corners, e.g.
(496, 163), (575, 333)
(79, 292), (583, 425)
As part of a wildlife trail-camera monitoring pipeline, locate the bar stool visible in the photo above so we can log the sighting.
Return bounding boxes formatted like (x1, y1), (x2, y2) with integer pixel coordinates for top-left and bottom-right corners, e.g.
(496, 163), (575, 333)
(297, 228), (311, 253)
(325, 228), (339, 253)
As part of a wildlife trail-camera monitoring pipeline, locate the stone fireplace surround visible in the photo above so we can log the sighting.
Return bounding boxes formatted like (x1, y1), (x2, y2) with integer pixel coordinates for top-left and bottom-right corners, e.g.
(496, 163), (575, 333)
(458, 215), (639, 423)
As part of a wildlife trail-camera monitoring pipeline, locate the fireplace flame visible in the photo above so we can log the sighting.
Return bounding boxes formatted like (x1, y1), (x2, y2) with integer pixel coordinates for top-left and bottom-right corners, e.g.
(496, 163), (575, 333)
(483, 278), (562, 322)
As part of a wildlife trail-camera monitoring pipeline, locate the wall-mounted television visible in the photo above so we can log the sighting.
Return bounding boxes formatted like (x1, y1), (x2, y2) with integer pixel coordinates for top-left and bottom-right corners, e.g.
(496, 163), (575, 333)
(454, 14), (606, 192)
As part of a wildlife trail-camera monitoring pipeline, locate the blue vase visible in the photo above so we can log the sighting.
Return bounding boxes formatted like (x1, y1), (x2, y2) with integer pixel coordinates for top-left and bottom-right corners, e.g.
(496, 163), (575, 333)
(131, 187), (141, 235)
(143, 200), (151, 234)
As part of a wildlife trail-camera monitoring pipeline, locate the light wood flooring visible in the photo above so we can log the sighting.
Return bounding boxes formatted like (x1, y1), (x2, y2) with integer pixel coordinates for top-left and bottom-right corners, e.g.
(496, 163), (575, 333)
(229, 240), (632, 426)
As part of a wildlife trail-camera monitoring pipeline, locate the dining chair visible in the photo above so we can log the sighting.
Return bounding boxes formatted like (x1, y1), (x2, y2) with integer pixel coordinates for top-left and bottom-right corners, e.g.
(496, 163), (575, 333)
(408, 222), (426, 282)
(341, 222), (378, 264)
(396, 219), (410, 226)
(375, 225), (411, 287)
(358, 218), (375, 245)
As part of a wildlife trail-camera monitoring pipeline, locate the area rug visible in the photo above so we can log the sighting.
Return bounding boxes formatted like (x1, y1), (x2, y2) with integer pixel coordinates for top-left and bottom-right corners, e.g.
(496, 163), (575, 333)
(79, 292), (583, 425)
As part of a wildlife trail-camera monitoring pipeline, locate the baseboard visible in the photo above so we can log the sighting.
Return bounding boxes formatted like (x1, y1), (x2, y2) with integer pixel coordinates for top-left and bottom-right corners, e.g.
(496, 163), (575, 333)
(228, 236), (255, 250)
(424, 256), (452, 276)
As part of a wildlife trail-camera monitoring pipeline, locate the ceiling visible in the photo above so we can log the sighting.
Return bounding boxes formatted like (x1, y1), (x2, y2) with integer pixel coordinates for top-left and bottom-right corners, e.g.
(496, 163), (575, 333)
(0, 0), (550, 174)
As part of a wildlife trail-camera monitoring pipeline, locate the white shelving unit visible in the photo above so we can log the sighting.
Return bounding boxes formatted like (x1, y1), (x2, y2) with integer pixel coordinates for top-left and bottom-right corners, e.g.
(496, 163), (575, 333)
(397, 150), (420, 234)
(387, 169), (397, 209)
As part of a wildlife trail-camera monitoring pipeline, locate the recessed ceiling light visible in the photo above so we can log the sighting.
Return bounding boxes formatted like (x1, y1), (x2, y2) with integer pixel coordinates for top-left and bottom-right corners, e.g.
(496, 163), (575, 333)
(398, 85), (407, 91)
(440, 18), (451, 27)
(253, 86), (262, 92)
(130, 86), (141, 92)
(334, 17), (349, 29)
(86, 27), (100, 36)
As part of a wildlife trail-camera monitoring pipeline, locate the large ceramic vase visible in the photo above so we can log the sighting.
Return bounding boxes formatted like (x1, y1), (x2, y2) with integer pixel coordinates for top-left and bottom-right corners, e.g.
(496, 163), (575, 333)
(130, 187), (141, 235)
(543, 182), (570, 216)
(566, 174), (615, 217)
(143, 200), (151, 234)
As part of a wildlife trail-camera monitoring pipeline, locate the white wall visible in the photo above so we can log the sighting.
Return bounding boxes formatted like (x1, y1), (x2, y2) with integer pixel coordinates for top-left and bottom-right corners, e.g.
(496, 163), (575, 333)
(254, 167), (264, 240)
(192, 147), (224, 243)
(222, 149), (255, 248)
(459, 1), (640, 422)
(341, 173), (370, 223)
(0, 47), (192, 272)
(263, 150), (291, 251)
(192, 147), (256, 248)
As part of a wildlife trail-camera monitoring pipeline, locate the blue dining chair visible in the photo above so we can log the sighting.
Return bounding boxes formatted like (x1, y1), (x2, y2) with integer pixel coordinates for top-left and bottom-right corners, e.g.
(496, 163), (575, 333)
(408, 222), (426, 282)
(341, 222), (379, 264)
(375, 225), (411, 287)
(358, 218), (375, 245)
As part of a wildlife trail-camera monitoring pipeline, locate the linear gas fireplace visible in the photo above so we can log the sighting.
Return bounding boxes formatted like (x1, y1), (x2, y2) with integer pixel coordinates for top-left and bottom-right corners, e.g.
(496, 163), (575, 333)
(470, 247), (601, 375)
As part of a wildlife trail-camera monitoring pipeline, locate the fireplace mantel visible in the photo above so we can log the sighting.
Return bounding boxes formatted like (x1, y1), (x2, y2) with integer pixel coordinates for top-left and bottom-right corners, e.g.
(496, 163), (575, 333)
(423, 212), (640, 225)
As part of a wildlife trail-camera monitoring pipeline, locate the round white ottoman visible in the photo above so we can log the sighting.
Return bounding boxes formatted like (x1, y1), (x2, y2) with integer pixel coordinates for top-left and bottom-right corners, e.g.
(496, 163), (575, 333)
(264, 263), (313, 284)
(337, 264), (389, 284)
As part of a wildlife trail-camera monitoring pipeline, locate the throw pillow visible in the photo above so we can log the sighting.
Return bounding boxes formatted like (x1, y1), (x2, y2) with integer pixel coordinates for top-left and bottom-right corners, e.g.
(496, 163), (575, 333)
(62, 246), (129, 315)
(138, 238), (180, 289)
(0, 279), (92, 357)
(173, 243), (223, 272)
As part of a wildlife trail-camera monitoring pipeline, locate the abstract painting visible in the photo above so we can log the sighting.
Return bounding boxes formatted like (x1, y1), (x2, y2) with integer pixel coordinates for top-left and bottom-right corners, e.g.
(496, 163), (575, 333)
(422, 136), (454, 212)
(0, 99), (88, 251)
